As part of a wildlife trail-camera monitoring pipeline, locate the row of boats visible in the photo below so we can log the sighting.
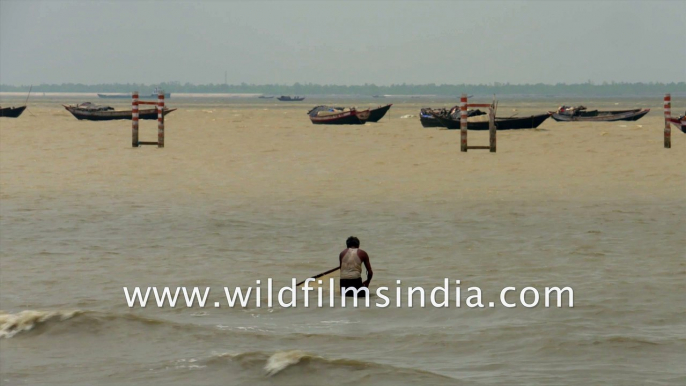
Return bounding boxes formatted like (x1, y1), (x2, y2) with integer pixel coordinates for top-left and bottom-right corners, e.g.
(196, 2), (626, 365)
(419, 105), (651, 130)
(305, 103), (651, 128)
(1, 101), (678, 134)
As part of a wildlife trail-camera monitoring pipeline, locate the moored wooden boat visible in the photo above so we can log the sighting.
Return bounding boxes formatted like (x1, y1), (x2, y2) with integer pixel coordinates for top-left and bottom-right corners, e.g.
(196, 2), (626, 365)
(63, 103), (177, 121)
(278, 95), (305, 101)
(366, 104), (392, 122)
(666, 112), (686, 134)
(0, 105), (27, 118)
(432, 112), (551, 130)
(421, 107), (487, 128)
(308, 106), (370, 125)
(420, 111), (442, 127)
(551, 106), (650, 122)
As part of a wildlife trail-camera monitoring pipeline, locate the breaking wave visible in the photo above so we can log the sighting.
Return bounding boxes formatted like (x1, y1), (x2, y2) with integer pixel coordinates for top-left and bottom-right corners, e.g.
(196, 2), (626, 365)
(191, 350), (457, 383)
(0, 309), (212, 339)
(0, 310), (81, 338)
(263, 350), (310, 376)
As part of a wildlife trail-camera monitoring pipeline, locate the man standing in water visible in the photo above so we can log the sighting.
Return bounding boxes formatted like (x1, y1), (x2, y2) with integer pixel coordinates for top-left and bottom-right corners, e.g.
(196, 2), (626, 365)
(339, 236), (373, 297)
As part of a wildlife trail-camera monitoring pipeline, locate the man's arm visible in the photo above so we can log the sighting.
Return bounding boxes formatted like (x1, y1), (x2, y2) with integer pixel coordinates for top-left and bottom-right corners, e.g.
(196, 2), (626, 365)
(360, 250), (373, 287)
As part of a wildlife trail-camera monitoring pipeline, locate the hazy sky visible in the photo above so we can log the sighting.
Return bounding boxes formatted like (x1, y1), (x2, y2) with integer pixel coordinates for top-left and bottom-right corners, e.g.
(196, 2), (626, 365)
(1, 0), (684, 86)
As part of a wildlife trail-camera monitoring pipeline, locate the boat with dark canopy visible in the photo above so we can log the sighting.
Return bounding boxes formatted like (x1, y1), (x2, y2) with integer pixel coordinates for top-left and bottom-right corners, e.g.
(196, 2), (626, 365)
(550, 106), (650, 122)
(308, 105), (370, 125)
(0, 106), (27, 118)
(366, 104), (392, 122)
(278, 96), (305, 101)
(63, 102), (176, 121)
(420, 107), (487, 128)
(429, 109), (551, 130)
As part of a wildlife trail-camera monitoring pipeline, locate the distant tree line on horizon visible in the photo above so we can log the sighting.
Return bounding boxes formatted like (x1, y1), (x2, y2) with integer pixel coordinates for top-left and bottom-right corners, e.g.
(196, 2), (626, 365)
(1, 81), (685, 96)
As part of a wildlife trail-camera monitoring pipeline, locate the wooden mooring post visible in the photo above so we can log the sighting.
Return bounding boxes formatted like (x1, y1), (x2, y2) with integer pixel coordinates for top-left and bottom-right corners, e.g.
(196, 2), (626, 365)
(460, 94), (496, 152)
(132, 90), (165, 148)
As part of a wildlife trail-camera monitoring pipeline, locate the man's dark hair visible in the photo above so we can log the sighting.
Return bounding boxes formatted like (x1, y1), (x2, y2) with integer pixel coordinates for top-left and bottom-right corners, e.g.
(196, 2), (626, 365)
(346, 236), (360, 248)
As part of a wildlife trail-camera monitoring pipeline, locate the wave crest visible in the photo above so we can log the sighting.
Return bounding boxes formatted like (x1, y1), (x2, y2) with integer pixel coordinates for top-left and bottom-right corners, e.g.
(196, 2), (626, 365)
(0, 310), (81, 338)
(264, 350), (309, 376)
(197, 350), (454, 383)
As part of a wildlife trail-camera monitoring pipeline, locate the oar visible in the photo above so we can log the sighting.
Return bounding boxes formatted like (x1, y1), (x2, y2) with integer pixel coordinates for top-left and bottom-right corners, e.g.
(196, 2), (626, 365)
(296, 266), (340, 286)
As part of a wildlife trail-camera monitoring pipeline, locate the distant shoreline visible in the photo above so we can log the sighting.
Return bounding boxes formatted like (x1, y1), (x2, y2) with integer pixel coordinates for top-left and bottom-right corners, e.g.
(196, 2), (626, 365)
(1, 92), (684, 100)
(1, 82), (684, 98)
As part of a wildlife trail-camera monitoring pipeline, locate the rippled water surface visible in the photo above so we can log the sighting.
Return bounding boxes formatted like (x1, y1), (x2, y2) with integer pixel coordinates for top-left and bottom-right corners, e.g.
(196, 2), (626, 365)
(1, 97), (684, 385)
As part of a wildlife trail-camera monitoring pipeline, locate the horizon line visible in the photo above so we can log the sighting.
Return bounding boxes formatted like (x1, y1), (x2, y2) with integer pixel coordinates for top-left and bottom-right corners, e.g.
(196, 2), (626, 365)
(2, 81), (686, 88)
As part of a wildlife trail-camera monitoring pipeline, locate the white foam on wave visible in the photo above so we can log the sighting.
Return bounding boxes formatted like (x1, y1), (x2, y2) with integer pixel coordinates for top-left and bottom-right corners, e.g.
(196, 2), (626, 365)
(263, 350), (308, 377)
(0, 310), (79, 339)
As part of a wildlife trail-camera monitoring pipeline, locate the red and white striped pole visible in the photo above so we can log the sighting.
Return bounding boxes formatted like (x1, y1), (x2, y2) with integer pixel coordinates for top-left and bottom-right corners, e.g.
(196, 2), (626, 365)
(157, 90), (165, 148)
(664, 94), (671, 149)
(132, 91), (139, 147)
(460, 94), (468, 152)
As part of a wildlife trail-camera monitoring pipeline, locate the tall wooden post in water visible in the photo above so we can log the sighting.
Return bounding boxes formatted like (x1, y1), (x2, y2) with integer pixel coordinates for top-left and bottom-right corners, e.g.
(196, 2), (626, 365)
(664, 94), (671, 149)
(460, 94), (468, 152)
(460, 93), (496, 152)
(132, 91), (139, 147)
(132, 90), (165, 148)
(157, 90), (165, 148)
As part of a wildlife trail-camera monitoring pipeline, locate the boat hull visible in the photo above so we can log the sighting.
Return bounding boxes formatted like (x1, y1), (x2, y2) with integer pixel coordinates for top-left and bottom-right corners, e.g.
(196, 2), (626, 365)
(666, 115), (686, 134)
(432, 113), (551, 130)
(551, 109), (650, 122)
(420, 115), (443, 127)
(64, 106), (177, 121)
(278, 96), (305, 101)
(310, 109), (369, 125)
(0, 106), (27, 118)
(367, 104), (392, 122)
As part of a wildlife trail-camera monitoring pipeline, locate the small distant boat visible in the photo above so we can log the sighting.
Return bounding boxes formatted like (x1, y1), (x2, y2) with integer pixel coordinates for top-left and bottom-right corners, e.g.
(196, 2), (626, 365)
(372, 95), (385, 98)
(278, 96), (305, 101)
(258, 95), (274, 99)
(431, 111), (551, 130)
(550, 106), (650, 122)
(0, 105), (27, 118)
(366, 104), (393, 122)
(98, 88), (171, 99)
(63, 102), (176, 121)
(307, 106), (370, 125)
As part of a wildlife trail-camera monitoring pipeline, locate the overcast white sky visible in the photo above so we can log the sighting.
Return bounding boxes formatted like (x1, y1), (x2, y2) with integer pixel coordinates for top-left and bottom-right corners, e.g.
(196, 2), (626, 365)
(1, 0), (684, 85)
